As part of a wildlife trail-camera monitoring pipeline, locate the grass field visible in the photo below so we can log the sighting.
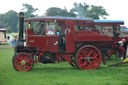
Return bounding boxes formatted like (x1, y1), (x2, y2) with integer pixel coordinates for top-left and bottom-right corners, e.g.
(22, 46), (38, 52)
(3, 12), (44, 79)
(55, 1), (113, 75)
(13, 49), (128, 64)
(0, 48), (128, 85)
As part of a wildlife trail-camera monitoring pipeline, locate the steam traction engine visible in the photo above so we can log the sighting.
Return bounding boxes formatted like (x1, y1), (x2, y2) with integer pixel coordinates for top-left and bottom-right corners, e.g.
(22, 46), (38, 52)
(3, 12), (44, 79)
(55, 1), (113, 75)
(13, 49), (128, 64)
(12, 12), (127, 71)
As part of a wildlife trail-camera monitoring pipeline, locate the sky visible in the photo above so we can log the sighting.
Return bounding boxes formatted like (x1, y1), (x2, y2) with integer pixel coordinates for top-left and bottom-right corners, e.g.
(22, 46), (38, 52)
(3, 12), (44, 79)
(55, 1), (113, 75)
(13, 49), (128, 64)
(0, 0), (128, 27)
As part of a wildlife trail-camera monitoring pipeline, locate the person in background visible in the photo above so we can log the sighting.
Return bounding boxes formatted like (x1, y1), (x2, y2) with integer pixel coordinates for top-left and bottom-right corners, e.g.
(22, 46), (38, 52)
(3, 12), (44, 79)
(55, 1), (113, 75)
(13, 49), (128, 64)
(12, 35), (17, 48)
(118, 39), (127, 60)
(57, 31), (60, 36)
(6, 36), (10, 44)
(6, 36), (12, 46)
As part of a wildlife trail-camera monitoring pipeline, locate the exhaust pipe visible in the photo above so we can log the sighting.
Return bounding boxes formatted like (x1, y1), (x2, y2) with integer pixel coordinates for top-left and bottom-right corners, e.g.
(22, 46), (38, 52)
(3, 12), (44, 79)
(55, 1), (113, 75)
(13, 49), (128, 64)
(15, 12), (24, 52)
(19, 12), (24, 40)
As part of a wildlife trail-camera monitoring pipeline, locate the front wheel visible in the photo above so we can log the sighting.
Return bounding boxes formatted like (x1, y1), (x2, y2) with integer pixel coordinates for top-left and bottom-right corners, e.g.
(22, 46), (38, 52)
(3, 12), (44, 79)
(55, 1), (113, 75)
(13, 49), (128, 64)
(75, 45), (102, 70)
(12, 52), (34, 72)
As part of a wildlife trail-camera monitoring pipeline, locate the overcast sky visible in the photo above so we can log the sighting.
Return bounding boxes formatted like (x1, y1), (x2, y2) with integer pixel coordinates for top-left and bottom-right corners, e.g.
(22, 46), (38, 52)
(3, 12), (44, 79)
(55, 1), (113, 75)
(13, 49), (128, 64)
(0, 0), (128, 27)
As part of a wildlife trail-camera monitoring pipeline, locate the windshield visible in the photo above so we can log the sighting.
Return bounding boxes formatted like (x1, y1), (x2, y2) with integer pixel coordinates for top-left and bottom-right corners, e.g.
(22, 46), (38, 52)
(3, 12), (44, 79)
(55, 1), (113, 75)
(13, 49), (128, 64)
(46, 21), (56, 35)
(27, 21), (45, 35)
(26, 21), (66, 36)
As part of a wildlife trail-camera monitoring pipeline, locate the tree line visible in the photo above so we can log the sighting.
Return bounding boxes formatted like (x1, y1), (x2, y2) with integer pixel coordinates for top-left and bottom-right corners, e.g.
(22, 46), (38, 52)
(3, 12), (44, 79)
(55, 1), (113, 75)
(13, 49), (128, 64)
(0, 3), (109, 33)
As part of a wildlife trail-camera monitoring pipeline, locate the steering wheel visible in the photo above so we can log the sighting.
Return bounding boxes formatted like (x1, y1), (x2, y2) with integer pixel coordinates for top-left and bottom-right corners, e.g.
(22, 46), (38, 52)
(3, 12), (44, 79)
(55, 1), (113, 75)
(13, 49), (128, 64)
(34, 31), (40, 35)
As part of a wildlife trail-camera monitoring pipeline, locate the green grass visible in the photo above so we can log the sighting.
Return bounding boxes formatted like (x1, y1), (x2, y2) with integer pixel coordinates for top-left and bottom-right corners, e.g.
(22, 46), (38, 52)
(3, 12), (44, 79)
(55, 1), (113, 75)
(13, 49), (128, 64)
(0, 48), (128, 85)
(0, 44), (10, 47)
(7, 32), (18, 35)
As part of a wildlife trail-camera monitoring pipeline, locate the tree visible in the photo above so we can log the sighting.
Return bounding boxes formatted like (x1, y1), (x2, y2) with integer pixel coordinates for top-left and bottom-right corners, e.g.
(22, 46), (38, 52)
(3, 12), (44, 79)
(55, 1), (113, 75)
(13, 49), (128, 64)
(0, 14), (7, 28)
(4, 10), (18, 32)
(45, 7), (76, 17)
(71, 3), (89, 18)
(0, 4), (39, 33)
(0, 10), (18, 33)
(20, 3), (39, 31)
(71, 3), (109, 19)
(87, 5), (109, 19)
(21, 3), (39, 18)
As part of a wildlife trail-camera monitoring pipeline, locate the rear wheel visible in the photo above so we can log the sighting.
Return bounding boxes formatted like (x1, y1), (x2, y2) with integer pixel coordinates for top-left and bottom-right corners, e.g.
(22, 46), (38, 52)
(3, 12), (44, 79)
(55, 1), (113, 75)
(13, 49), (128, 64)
(75, 45), (101, 70)
(12, 52), (34, 72)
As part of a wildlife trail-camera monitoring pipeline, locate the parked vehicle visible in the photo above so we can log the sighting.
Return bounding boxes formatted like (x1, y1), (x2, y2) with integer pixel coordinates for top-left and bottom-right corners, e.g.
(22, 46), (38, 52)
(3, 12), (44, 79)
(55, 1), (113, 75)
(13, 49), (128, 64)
(12, 12), (127, 71)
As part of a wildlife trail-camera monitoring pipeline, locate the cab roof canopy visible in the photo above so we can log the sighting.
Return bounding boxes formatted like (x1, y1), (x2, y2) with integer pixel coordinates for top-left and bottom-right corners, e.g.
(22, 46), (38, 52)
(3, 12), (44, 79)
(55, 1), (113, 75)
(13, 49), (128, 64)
(93, 20), (124, 25)
(25, 16), (93, 22)
(25, 16), (124, 25)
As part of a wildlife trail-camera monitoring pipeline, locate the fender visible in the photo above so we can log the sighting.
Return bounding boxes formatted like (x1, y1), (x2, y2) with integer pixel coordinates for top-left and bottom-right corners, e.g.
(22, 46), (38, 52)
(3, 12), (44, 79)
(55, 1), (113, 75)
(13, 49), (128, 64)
(19, 48), (35, 56)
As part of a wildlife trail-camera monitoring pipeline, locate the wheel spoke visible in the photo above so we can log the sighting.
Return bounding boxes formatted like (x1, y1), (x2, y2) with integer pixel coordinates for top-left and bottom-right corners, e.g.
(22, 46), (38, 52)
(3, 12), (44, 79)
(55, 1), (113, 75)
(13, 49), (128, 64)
(88, 61), (93, 68)
(79, 61), (87, 67)
(20, 65), (24, 71)
(88, 50), (94, 56)
(17, 62), (21, 65)
(78, 51), (87, 60)
(25, 64), (29, 68)
(89, 61), (97, 69)
(26, 61), (32, 65)
(92, 63), (98, 67)
(25, 65), (29, 70)
(81, 50), (87, 57)
(77, 54), (84, 60)
(91, 54), (99, 59)
(80, 56), (85, 60)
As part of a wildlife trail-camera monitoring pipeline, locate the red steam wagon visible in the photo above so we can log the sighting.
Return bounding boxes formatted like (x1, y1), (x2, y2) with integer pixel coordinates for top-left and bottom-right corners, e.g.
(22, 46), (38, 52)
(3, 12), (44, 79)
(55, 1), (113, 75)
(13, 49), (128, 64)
(12, 12), (127, 71)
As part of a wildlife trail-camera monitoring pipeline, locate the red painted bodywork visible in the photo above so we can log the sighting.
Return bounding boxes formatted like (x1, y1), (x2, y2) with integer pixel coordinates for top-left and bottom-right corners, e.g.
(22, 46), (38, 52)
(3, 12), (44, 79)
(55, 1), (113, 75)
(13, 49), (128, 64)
(25, 17), (93, 53)
(24, 17), (125, 63)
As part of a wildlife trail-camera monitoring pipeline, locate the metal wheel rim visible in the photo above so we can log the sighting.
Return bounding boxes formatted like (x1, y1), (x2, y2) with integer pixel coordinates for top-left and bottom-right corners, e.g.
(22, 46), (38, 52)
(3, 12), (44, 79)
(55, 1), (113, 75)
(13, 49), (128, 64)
(14, 53), (33, 71)
(76, 45), (101, 70)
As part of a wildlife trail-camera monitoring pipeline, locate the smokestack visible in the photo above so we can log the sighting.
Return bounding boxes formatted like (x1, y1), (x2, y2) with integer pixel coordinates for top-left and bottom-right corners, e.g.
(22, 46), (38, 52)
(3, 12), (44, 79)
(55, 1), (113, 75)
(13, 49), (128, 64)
(19, 12), (24, 40)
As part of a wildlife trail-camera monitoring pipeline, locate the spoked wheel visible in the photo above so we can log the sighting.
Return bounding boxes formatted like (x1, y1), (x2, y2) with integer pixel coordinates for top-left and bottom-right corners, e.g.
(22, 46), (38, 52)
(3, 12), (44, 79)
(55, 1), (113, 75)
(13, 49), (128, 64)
(75, 45), (102, 70)
(12, 52), (34, 72)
